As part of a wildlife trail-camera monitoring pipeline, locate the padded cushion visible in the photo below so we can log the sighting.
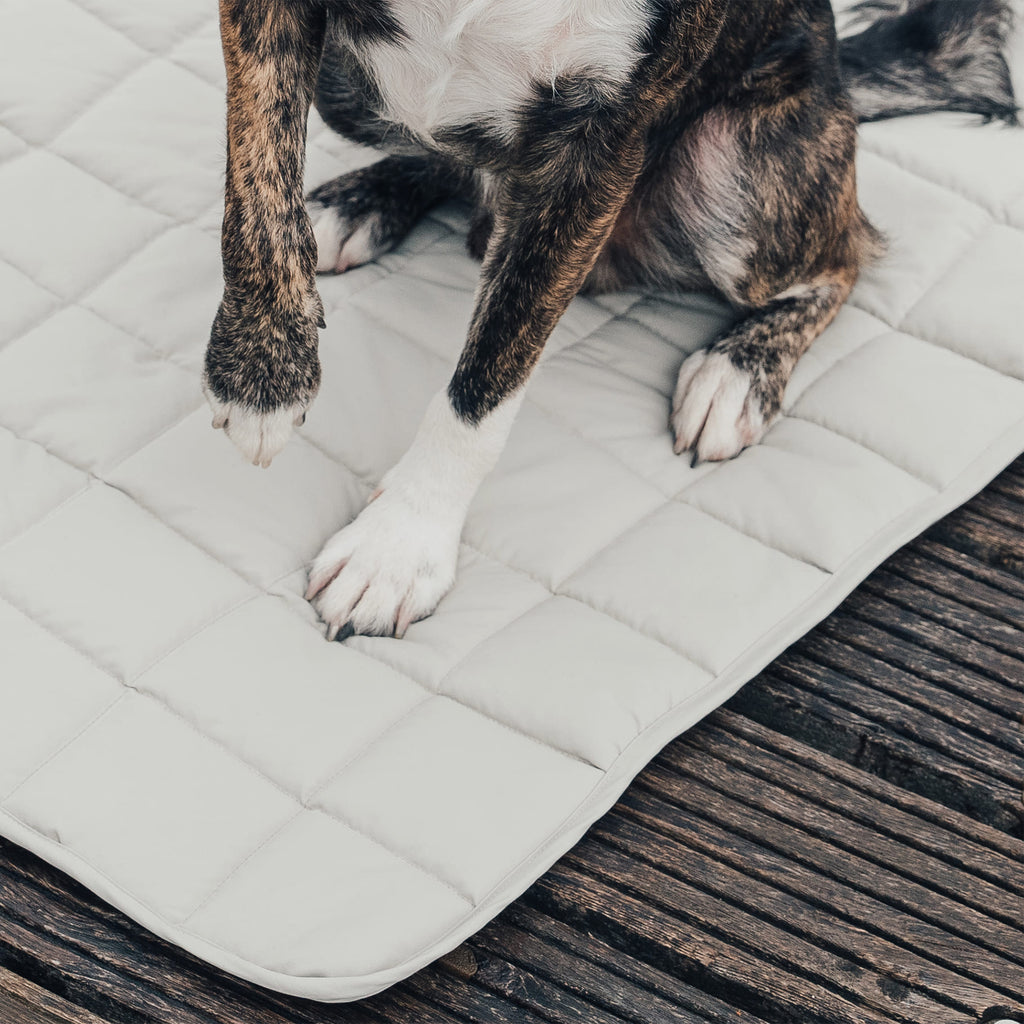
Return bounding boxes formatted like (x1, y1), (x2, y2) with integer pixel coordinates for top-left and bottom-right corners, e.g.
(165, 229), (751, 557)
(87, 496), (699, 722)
(1, 0), (1023, 1002)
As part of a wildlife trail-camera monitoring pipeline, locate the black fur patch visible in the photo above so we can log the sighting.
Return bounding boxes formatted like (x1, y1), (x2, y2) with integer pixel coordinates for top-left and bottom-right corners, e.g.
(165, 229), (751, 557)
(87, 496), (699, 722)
(315, 27), (422, 154)
(840, 0), (1019, 123)
(326, 0), (403, 47)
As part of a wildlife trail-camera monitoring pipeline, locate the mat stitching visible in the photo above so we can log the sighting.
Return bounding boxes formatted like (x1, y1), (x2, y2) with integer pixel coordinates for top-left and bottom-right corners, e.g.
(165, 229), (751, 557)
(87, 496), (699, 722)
(1, 420), (637, 771)
(0, 575), (473, 905)
(292, 428), (725, 672)
(0, 692), (128, 807)
(858, 136), (1023, 225)
(2, 6), (1024, 983)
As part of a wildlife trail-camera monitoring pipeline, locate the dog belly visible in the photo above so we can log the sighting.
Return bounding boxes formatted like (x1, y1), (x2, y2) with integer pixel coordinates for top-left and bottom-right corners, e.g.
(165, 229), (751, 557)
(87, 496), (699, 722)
(353, 0), (650, 143)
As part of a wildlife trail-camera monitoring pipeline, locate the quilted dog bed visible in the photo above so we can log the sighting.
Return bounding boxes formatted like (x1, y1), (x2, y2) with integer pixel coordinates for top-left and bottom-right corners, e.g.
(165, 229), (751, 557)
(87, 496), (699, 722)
(2, 0), (1023, 1003)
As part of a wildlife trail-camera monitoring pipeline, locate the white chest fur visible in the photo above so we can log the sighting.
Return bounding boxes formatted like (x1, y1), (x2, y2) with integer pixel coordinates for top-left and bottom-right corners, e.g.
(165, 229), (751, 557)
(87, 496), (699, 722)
(358, 0), (649, 142)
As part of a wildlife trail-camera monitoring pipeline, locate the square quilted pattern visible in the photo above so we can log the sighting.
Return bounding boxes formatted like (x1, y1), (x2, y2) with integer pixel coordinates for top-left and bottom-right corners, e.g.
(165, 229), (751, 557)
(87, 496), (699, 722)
(0, 0), (1022, 1004)
(0, 598), (122, 798)
(4, 692), (297, 922)
(0, 485), (253, 678)
(316, 696), (601, 901)
(0, 308), (199, 471)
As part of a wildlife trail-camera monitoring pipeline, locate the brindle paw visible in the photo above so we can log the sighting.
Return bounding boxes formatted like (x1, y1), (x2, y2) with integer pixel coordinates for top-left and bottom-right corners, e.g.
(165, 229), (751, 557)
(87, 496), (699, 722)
(306, 158), (451, 275)
(670, 349), (773, 464)
(204, 387), (308, 468)
(308, 199), (388, 274)
(204, 294), (322, 467)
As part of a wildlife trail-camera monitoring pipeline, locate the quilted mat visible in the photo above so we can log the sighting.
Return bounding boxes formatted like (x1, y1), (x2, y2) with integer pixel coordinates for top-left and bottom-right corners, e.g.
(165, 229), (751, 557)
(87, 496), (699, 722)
(2, 0), (1024, 1003)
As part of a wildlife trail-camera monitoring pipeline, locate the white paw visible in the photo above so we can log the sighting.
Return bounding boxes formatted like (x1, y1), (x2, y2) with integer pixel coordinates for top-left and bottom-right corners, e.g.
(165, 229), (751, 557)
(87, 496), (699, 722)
(204, 387), (306, 468)
(306, 488), (460, 639)
(308, 201), (383, 275)
(670, 349), (767, 463)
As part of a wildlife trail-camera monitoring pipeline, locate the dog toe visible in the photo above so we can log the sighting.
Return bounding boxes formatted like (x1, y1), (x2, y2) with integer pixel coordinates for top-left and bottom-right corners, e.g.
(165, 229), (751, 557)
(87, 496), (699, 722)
(671, 350), (766, 462)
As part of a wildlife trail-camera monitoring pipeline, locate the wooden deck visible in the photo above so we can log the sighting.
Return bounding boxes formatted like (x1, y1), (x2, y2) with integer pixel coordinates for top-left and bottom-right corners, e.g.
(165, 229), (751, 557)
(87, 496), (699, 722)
(2, 457), (1021, 1024)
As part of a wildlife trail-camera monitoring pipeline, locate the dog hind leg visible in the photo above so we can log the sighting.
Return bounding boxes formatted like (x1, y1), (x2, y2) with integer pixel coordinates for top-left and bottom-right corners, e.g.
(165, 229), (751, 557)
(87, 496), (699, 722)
(671, 279), (853, 463)
(307, 155), (472, 274)
(667, 79), (881, 462)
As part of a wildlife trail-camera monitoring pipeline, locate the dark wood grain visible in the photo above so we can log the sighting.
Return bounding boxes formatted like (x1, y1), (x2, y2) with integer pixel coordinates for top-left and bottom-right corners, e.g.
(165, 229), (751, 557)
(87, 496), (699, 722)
(885, 547), (1024, 629)
(613, 782), (1024, 995)
(911, 536), (1024, 601)
(2, 456), (1022, 1024)
(860, 568), (1024, 659)
(816, 611), (1021, 718)
(0, 966), (108, 1024)
(588, 812), (1011, 1012)
(924, 505), (1024, 576)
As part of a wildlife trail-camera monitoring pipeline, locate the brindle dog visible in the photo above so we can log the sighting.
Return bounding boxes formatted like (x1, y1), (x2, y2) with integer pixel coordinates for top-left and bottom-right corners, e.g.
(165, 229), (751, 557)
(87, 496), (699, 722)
(205, 0), (1017, 640)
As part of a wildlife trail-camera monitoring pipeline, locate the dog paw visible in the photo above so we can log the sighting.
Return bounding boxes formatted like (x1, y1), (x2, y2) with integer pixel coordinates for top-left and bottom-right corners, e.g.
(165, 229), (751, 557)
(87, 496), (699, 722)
(204, 291), (322, 467)
(670, 350), (769, 464)
(306, 488), (461, 639)
(308, 200), (386, 274)
(204, 387), (307, 468)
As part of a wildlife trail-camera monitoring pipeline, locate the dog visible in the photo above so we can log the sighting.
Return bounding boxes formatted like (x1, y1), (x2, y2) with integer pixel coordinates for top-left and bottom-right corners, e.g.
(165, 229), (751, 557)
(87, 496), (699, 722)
(204, 0), (1017, 640)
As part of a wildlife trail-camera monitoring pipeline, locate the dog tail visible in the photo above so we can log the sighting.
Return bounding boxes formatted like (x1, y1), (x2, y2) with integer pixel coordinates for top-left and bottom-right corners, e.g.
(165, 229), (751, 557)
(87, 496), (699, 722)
(838, 0), (1019, 124)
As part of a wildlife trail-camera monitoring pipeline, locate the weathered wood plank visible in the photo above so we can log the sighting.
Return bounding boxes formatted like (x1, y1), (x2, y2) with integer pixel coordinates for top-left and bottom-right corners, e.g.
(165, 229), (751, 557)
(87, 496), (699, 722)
(731, 669), (1024, 831)
(544, 855), (958, 1024)
(403, 966), (553, 1024)
(816, 612), (1021, 719)
(791, 632), (1024, 758)
(885, 546), (1024, 628)
(669, 726), (1024, 937)
(633, 757), (1024, 969)
(501, 904), (774, 1024)
(969, 488), (1023, 531)
(434, 943), (630, 1024)
(860, 568), (1024, 660)
(0, 909), (209, 1024)
(840, 587), (1024, 685)
(714, 709), (1024, 869)
(615, 778), (1024, 999)
(0, 966), (110, 1024)
(912, 536), (1024, 602)
(987, 466), (1024, 504)
(924, 506), (1023, 576)
(591, 809), (1014, 1012)
(768, 651), (1023, 779)
(468, 929), (708, 1024)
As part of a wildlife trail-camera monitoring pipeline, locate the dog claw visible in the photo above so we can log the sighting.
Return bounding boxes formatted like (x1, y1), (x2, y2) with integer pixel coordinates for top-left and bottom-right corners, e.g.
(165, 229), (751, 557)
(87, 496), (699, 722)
(394, 593), (416, 639)
(329, 621), (356, 643)
(671, 349), (768, 464)
(305, 559), (346, 601)
(204, 391), (309, 468)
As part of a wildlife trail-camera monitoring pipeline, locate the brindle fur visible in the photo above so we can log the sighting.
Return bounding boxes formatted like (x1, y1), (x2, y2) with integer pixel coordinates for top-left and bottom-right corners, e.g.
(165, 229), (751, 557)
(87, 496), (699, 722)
(206, 0), (326, 415)
(841, 0), (1018, 123)
(307, 0), (872, 434)
(209, 0), (1016, 485)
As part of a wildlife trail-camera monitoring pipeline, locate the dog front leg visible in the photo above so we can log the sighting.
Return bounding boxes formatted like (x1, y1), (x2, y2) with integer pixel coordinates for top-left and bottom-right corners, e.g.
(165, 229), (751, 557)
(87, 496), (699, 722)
(204, 0), (326, 467)
(307, 138), (643, 638)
